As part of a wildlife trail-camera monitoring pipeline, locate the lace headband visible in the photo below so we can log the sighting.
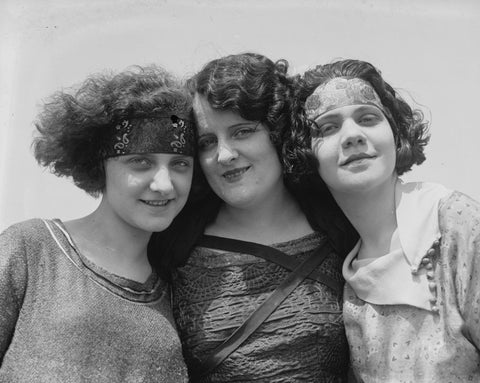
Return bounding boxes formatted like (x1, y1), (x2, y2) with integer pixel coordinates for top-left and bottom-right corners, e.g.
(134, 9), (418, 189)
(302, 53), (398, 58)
(103, 115), (195, 158)
(305, 77), (389, 120)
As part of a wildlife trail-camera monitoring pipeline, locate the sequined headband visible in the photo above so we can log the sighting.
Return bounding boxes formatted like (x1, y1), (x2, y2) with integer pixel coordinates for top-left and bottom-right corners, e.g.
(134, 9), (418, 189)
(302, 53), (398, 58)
(304, 77), (389, 120)
(103, 115), (195, 158)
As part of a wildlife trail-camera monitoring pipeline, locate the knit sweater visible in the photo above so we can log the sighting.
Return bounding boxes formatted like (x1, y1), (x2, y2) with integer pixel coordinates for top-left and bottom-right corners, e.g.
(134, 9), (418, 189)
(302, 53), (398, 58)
(0, 218), (188, 383)
(343, 190), (480, 382)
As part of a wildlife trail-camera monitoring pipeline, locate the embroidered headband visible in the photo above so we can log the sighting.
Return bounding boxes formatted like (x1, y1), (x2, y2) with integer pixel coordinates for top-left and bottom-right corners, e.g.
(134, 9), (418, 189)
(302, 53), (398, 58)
(304, 77), (390, 120)
(103, 115), (195, 158)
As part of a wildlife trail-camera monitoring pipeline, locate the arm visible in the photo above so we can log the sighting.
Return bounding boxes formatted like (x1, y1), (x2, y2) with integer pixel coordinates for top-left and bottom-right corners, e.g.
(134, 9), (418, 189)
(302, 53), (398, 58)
(441, 192), (480, 350)
(461, 205), (480, 350)
(0, 224), (28, 362)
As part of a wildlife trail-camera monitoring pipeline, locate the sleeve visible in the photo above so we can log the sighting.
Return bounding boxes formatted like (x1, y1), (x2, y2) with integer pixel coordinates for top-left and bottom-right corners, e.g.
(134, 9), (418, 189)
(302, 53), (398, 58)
(441, 192), (480, 350)
(0, 224), (29, 362)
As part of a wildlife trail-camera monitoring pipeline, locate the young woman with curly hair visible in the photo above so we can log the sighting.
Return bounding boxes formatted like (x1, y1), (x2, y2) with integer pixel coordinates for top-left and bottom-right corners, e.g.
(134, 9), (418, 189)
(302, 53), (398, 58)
(289, 59), (480, 382)
(149, 53), (358, 382)
(0, 65), (195, 382)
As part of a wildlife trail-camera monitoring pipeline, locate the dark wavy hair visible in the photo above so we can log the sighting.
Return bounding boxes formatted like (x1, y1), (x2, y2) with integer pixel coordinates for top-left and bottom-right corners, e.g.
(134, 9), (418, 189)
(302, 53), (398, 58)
(33, 65), (193, 196)
(286, 59), (430, 177)
(187, 52), (300, 179)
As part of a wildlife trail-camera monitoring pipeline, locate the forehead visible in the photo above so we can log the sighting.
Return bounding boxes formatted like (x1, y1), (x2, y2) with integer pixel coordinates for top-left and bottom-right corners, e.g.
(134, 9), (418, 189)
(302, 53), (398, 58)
(193, 94), (250, 134)
(315, 104), (384, 121)
(110, 152), (193, 163)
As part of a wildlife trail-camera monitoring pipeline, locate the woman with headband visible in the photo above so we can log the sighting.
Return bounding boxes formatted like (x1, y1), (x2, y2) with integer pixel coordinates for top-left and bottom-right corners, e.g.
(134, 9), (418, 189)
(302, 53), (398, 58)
(150, 53), (358, 382)
(289, 59), (480, 382)
(0, 66), (194, 382)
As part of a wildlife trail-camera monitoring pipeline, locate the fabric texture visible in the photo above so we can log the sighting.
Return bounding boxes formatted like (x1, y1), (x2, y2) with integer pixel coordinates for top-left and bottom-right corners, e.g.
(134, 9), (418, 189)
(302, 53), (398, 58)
(343, 185), (480, 382)
(172, 232), (349, 383)
(0, 218), (188, 383)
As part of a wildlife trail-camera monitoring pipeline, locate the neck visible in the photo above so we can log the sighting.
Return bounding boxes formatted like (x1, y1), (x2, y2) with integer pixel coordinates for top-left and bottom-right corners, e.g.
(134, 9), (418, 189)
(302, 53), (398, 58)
(332, 175), (398, 259)
(65, 199), (152, 282)
(209, 183), (312, 244)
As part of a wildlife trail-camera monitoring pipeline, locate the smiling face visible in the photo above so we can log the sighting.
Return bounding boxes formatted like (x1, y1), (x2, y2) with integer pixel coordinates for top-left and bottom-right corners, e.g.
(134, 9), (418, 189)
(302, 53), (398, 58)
(311, 104), (397, 196)
(102, 152), (193, 234)
(193, 94), (284, 209)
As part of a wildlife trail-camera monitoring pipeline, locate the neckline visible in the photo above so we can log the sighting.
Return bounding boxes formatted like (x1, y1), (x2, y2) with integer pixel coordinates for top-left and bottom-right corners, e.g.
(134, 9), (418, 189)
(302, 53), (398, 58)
(47, 219), (165, 302)
(201, 231), (320, 250)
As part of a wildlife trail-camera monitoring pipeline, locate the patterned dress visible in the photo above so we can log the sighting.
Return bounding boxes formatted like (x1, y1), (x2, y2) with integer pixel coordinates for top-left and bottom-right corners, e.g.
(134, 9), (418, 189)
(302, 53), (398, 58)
(343, 184), (480, 382)
(172, 231), (349, 382)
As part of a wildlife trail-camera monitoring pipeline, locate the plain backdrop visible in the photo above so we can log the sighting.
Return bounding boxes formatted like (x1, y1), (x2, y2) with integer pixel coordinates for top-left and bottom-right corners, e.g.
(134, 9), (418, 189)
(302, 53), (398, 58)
(1, 0), (479, 231)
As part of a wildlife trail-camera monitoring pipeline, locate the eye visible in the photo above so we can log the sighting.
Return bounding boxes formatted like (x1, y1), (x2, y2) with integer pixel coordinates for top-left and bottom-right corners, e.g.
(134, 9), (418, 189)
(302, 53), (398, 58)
(128, 156), (152, 168)
(172, 158), (192, 170)
(358, 113), (381, 125)
(198, 135), (217, 151)
(312, 121), (337, 137)
(232, 125), (258, 139)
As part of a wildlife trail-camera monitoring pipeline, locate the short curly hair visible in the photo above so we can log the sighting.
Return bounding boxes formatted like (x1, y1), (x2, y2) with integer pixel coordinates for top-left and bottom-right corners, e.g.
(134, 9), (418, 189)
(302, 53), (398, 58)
(33, 65), (192, 196)
(286, 59), (430, 177)
(187, 52), (300, 178)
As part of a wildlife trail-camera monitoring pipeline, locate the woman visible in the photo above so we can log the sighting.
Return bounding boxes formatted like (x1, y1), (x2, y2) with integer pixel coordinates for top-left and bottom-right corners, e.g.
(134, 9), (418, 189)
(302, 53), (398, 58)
(290, 59), (480, 382)
(150, 53), (358, 382)
(0, 66), (194, 382)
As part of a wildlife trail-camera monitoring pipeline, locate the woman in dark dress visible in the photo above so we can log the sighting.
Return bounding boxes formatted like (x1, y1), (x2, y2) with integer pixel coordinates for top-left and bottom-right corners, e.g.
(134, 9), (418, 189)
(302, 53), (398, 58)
(150, 53), (357, 382)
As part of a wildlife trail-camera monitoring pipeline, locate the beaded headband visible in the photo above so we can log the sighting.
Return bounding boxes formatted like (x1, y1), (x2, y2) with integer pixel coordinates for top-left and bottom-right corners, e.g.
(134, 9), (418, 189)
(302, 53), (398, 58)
(103, 115), (195, 158)
(304, 77), (389, 120)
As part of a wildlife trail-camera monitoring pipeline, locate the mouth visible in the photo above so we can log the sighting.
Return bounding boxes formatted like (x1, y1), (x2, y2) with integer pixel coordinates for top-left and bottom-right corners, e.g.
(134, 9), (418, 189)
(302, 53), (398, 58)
(222, 166), (251, 181)
(342, 153), (375, 166)
(140, 199), (172, 207)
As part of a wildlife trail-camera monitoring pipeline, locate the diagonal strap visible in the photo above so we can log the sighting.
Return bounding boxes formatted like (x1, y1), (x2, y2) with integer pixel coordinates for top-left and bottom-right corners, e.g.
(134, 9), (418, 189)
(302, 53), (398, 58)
(198, 235), (342, 293)
(195, 242), (333, 378)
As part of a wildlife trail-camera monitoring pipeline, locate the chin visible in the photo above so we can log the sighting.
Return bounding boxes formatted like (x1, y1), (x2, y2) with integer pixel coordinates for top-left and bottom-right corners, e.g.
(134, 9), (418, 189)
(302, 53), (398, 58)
(140, 217), (175, 234)
(225, 194), (257, 208)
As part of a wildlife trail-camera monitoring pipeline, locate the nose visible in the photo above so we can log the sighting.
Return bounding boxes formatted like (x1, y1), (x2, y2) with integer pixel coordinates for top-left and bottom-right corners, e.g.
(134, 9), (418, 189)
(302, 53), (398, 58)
(216, 141), (238, 164)
(150, 166), (174, 194)
(341, 119), (367, 149)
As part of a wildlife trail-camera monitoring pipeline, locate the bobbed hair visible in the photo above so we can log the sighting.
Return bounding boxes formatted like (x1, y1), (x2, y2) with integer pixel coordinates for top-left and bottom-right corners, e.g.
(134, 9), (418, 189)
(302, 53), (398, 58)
(286, 59), (430, 177)
(33, 65), (192, 196)
(187, 52), (299, 178)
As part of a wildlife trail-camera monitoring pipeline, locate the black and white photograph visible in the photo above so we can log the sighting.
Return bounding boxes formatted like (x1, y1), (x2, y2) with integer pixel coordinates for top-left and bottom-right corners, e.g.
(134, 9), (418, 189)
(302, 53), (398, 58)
(1, 0), (479, 381)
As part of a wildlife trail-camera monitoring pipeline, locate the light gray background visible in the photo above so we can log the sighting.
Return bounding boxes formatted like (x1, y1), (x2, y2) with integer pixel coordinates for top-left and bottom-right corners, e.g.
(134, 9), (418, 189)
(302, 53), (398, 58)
(1, 0), (479, 231)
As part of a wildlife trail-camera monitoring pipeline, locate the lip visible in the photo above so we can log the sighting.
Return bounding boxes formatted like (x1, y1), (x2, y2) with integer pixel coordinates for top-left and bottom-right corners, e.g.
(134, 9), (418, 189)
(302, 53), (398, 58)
(222, 166), (251, 181)
(140, 199), (172, 207)
(341, 153), (375, 166)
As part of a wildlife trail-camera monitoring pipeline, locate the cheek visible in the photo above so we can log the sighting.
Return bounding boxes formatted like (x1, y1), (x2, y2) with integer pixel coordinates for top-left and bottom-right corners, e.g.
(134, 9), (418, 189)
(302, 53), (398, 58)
(173, 172), (194, 196)
(312, 138), (334, 164)
(255, 139), (280, 164)
(126, 174), (143, 187)
(199, 155), (216, 177)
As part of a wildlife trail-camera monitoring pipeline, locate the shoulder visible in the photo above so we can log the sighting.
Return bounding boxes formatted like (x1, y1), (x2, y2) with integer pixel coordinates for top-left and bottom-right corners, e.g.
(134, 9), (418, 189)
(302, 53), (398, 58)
(438, 191), (480, 238)
(1, 218), (52, 240)
(1, 218), (57, 256)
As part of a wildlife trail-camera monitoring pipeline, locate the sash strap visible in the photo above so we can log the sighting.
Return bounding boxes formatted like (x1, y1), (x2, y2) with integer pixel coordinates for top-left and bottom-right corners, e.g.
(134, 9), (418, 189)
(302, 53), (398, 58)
(194, 240), (333, 377)
(198, 235), (342, 293)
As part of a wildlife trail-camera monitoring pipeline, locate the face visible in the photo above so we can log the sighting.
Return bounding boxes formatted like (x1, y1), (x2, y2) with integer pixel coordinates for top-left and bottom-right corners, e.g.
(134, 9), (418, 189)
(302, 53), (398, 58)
(311, 104), (397, 196)
(102, 152), (193, 234)
(193, 94), (284, 209)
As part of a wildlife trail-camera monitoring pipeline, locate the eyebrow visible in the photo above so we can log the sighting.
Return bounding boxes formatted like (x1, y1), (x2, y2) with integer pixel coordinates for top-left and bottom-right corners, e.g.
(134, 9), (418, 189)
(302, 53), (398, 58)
(315, 105), (382, 121)
(197, 122), (258, 138)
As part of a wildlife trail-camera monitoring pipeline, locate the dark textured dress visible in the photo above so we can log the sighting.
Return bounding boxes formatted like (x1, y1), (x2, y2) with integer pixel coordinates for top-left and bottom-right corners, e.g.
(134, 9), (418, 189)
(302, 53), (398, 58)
(172, 231), (349, 382)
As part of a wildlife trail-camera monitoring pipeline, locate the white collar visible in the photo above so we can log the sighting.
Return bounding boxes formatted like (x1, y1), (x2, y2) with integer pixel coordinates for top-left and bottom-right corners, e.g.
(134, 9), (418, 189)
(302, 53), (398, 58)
(343, 180), (452, 311)
(395, 180), (451, 270)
